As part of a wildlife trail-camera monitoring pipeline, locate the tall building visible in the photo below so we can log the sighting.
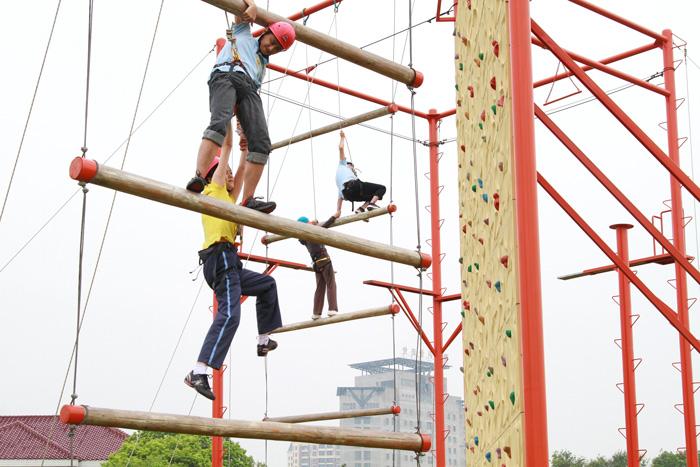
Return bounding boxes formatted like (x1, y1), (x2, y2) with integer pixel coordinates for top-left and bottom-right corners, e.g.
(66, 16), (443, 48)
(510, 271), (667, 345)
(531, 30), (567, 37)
(287, 357), (465, 467)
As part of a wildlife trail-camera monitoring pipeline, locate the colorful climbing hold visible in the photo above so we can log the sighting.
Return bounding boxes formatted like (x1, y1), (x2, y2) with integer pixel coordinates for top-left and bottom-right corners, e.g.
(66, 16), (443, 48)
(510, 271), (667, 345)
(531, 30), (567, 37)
(471, 184), (477, 192)
(489, 400), (495, 410)
(483, 218), (490, 226)
(478, 122), (483, 130)
(460, 310), (465, 318)
(493, 192), (500, 211)
(505, 329), (512, 338)
(474, 436), (479, 446)
(462, 224), (467, 233)
(478, 315), (485, 325)
(486, 452), (492, 462)
(500, 255), (509, 268)
(480, 110), (486, 122)
(498, 161), (504, 171)
(478, 52), (485, 60)
(460, 144), (466, 152)
(490, 76), (497, 90)
(474, 262), (479, 270)
(496, 448), (502, 459)
(497, 95), (505, 107)
(477, 178), (483, 188)
(463, 300), (471, 310)
(492, 40), (500, 57)
(467, 85), (474, 98)
(509, 391), (516, 405)
(486, 280), (492, 288)
(482, 193), (489, 202)
(474, 58), (481, 67)
(467, 265), (472, 272)
(503, 446), (512, 458)
(459, 63), (464, 71)
(501, 355), (507, 366)
(494, 281), (502, 292)
(491, 104), (497, 115)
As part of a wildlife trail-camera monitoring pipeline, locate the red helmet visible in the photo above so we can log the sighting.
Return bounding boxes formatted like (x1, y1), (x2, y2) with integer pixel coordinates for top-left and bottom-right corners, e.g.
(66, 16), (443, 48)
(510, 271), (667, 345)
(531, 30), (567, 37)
(204, 156), (220, 180)
(268, 22), (296, 50)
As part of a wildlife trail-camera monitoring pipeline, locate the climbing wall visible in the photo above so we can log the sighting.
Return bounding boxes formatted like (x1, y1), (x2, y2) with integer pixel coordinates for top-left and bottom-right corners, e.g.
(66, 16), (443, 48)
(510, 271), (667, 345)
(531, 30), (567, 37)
(454, 0), (525, 465)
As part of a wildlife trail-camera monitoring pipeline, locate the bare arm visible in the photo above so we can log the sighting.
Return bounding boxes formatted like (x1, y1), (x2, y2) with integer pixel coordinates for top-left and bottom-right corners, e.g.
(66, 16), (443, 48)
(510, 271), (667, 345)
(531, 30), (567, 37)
(338, 130), (346, 161)
(212, 123), (233, 187)
(335, 197), (343, 218)
(231, 121), (247, 200)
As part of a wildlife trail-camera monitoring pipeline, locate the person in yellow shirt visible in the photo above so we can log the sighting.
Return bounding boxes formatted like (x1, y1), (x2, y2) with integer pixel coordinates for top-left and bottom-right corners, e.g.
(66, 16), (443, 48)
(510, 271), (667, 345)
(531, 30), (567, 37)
(185, 122), (282, 401)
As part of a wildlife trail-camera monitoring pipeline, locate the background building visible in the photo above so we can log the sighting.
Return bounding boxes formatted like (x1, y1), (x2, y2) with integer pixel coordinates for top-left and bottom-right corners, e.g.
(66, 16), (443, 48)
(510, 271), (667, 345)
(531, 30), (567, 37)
(288, 357), (465, 467)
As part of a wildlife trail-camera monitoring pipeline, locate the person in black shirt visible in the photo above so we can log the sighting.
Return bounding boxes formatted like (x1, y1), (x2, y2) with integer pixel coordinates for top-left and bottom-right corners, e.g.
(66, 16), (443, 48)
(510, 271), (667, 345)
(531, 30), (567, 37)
(297, 215), (338, 320)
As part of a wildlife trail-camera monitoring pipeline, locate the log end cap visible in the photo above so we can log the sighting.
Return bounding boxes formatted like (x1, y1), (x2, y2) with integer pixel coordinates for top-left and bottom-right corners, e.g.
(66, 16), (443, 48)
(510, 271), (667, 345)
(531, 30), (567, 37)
(387, 203), (397, 213)
(391, 405), (401, 415)
(60, 405), (86, 425)
(419, 433), (431, 452)
(389, 304), (400, 315)
(419, 252), (432, 269)
(412, 70), (424, 88)
(261, 236), (271, 245)
(387, 104), (399, 114)
(70, 157), (98, 182)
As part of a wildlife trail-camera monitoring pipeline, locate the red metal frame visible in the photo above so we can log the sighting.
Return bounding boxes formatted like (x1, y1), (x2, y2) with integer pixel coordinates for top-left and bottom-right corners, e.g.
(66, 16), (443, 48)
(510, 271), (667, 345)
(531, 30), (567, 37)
(252, 0), (343, 37)
(435, 0), (457, 22)
(611, 224), (642, 465)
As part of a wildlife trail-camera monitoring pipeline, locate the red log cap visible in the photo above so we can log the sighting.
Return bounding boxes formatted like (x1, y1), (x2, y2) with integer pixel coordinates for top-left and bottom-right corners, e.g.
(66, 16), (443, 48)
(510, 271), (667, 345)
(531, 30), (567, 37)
(389, 303), (400, 315)
(60, 405), (86, 424)
(387, 104), (399, 114)
(412, 70), (424, 88)
(261, 236), (271, 245)
(419, 433), (432, 452)
(69, 157), (98, 182)
(387, 203), (397, 213)
(391, 405), (401, 415)
(419, 252), (432, 269)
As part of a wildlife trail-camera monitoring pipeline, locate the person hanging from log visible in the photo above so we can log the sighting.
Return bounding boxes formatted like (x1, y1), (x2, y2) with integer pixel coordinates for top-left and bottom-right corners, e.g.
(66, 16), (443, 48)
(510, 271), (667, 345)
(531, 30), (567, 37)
(186, 0), (296, 215)
(296, 215), (339, 320)
(334, 130), (387, 217)
(185, 121), (282, 401)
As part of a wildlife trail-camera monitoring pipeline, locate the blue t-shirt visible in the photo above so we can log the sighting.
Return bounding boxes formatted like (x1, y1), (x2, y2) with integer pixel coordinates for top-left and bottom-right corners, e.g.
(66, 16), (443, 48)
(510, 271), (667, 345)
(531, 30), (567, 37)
(213, 23), (269, 89)
(336, 160), (357, 199)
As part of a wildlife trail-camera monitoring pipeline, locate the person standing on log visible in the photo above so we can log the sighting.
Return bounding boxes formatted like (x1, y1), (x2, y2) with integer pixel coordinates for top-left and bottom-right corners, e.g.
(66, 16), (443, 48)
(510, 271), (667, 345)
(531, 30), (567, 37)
(334, 130), (387, 217)
(185, 122), (282, 401)
(297, 215), (339, 320)
(187, 0), (296, 215)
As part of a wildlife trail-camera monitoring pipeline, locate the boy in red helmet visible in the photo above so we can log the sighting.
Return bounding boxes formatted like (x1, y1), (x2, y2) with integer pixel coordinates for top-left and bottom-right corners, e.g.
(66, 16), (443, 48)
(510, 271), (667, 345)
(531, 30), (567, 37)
(187, 0), (296, 215)
(185, 121), (282, 401)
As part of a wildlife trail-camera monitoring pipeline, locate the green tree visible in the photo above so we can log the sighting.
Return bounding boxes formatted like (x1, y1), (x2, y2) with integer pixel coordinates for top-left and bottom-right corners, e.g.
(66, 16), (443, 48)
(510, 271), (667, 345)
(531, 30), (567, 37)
(651, 450), (689, 467)
(551, 450), (587, 467)
(104, 431), (262, 467)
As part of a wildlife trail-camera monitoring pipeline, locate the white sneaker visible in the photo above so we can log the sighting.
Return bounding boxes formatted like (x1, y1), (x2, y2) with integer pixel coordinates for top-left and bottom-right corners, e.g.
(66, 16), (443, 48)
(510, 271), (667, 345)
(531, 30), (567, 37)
(328, 310), (338, 317)
(311, 314), (321, 320)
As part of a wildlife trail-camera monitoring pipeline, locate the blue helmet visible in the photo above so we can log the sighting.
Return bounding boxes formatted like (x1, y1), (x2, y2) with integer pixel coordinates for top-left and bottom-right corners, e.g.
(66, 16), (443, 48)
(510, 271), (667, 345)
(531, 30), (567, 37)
(297, 216), (309, 223)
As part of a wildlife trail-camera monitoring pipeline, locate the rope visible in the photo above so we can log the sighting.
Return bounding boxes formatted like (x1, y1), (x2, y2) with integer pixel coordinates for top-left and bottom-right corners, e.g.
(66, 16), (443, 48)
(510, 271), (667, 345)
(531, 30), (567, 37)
(0, 0), (63, 227)
(682, 46), (700, 268)
(390, 3), (398, 466)
(165, 394), (198, 466)
(305, 43), (319, 220)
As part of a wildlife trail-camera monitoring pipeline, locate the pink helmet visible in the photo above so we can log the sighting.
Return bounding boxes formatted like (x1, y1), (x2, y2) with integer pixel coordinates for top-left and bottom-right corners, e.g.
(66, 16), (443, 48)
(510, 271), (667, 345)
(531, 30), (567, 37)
(204, 156), (220, 180)
(268, 22), (296, 50)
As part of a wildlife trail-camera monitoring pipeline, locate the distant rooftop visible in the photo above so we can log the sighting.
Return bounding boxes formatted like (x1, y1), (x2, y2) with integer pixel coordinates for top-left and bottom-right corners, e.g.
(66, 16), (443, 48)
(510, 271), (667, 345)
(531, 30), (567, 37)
(349, 357), (448, 375)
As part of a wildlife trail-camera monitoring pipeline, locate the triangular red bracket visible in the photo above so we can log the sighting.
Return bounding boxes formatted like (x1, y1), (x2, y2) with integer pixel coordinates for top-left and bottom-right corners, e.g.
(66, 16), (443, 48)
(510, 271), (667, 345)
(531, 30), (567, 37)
(672, 361), (682, 373)
(668, 278), (677, 289)
(688, 297), (697, 310)
(543, 60), (582, 106)
(618, 427), (627, 439)
(659, 121), (668, 131)
(612, 295), (620, 305)
(631, 314), (641, 326)
(683, 215), (693, 228)
(614, 338), (623, 350)
(639, 449), (648, 460)
(439, 253), (446, 263)
(676, 97), (686, 109)
(679, 136), (689, 149)
(633, 358), (643, 371)
(616, 382), (625, 394)
(438, 185), (445, 195)
(675, 403), (685, 415)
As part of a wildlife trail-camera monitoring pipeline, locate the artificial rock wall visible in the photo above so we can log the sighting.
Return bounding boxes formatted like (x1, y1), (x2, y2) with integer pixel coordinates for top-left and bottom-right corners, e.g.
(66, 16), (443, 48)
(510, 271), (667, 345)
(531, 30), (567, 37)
(455, 0), (525, 464)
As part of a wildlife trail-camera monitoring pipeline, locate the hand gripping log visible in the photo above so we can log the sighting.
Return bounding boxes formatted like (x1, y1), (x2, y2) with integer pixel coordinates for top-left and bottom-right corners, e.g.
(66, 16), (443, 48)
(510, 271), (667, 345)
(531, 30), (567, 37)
(69, 159), (431, 269)
(60, 405), (431, 452)
(199, 0), (423, 87)
(262, 203), (397, 245)
(271, 105), (398, 151)
(270, 304), (400, 334)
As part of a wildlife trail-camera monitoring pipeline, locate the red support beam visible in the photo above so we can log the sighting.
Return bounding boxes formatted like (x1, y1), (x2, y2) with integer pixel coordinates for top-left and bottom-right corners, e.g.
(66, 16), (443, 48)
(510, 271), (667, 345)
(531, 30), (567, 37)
(364, 279), (438, 296)
(538, 173), (700, 352)
(533, 42), (659, 89)
(611, 224), (641, 467)
(510, 1), (549, 463)
(252, 0), (343, 37)
(662, 29), (699, 467)
(558, 253), (683, 280)
(266, 63), (430, 119)
(442, 323), (463, 353)
(530, 38), (668, 96)
(435, 293), (461, 302)
(240, 252), (314, 271)
(568, 0), (665, 42)
(535, 105), (700, 285)
(392, 289), (435, 355)
(531, 20), (700, 203)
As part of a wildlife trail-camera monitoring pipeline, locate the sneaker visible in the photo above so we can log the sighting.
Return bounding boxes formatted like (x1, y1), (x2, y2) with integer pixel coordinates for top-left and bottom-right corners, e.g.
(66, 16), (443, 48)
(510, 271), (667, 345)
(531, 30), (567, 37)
(366, 203), (380, 211)
(243, 196), (277, 214)
(311, 314), (322, 320)
(257, 338), (278, 357)
(186, 176), (207, 193)
(354, 206), (365, 215)
(184, 371), (215, 400)
(327, 310), (338, 317)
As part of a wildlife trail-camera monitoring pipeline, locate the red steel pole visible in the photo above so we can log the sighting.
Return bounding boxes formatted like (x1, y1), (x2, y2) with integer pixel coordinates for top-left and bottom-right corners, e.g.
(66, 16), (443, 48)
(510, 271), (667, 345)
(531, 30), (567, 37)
(509, 0), (549, 463)
(427, 110), (446, 467)
(662, 29), (699, 467)
(212, 297), (224, 467)
(611, 224), (641, 467)
(252, 0), (343, 37)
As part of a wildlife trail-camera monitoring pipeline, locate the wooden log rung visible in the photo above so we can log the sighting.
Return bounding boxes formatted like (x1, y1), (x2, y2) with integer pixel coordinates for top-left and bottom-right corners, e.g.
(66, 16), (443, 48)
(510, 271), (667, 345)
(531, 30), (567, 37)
(69, 159), (431, 269)
(271, 105), (397, 151)
(270, 304), (399, 334)
(265, 406), (401, 424)
(60, 405), (430, 452)
(262, 204), (397, 245)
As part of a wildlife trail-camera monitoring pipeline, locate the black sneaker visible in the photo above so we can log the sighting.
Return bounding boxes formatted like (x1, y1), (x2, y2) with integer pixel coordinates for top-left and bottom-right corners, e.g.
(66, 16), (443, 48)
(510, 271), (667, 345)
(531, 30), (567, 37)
(184, 371), (215, 400)
(243, 196), (277, 214)
(257, 339), (278, 357)
(186, 176), (207, 193)
(366, 203), (380, 211)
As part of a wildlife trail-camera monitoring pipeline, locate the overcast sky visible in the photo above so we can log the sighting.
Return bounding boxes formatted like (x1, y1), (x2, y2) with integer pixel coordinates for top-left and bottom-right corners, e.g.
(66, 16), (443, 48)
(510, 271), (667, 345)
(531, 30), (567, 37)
(1, 0), (700, 465)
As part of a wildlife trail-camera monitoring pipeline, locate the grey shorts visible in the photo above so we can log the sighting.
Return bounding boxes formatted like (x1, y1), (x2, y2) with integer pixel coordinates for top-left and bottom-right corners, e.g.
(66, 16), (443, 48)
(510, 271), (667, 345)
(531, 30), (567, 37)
(203, 71), (271, 165)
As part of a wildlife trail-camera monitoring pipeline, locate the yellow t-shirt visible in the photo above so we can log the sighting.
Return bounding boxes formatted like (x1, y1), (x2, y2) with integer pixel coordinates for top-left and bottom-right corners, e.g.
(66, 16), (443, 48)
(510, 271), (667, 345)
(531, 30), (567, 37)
(201, 182), (238, 249)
